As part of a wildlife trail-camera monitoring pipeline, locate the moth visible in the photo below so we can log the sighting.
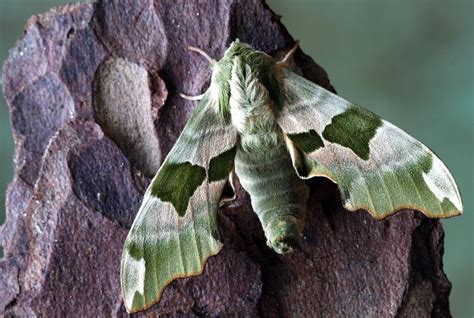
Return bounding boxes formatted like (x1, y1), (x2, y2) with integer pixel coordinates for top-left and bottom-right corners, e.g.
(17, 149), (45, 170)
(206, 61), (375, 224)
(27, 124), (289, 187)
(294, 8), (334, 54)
(120, 41), (462, 313)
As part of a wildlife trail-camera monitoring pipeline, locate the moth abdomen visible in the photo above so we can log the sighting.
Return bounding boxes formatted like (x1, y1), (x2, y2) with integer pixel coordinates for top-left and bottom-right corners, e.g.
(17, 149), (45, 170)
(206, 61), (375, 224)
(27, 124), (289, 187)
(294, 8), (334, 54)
(264, 214), (305, 254)
(235, 142), (309, 254)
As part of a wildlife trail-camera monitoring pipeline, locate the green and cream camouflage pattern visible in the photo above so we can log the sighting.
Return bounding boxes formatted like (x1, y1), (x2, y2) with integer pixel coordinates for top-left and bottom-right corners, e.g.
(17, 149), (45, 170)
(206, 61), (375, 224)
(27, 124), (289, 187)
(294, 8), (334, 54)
(121, 41), (462, 313)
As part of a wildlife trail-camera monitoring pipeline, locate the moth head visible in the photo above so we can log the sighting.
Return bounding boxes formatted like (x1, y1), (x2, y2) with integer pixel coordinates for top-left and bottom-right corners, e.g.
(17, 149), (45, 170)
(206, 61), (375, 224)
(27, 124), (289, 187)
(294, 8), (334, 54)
(208, 41), (285, 121)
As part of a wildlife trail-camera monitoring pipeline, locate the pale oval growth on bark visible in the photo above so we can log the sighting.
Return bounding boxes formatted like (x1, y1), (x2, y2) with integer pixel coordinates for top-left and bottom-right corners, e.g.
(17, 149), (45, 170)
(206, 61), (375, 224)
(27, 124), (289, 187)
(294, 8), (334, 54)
(93, 57), (162, 176)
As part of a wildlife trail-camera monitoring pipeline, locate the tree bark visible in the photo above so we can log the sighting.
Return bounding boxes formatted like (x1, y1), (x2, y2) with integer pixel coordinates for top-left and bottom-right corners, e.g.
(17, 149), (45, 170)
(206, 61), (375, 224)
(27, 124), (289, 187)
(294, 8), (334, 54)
(0, 1), (452, 316)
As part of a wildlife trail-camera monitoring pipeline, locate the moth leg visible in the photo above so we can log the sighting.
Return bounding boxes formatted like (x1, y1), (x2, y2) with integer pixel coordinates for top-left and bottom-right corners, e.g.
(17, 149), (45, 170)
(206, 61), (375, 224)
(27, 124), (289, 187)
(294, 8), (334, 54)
(277, 40), (300, 66)
(220, 170), (237, 204)
(187, 46), (216, 65)
(179, 93), (205, 101)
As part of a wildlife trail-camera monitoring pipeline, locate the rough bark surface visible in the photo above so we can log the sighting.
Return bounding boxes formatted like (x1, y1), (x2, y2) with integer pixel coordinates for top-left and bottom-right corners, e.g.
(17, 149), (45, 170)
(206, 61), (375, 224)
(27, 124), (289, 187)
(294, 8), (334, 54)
(0, 1), (452, 317)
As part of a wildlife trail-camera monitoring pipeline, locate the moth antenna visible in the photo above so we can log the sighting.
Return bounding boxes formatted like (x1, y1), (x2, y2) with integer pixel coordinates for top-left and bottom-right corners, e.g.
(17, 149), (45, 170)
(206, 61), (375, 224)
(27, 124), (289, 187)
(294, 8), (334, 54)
(187, 46), (216, 65)
(179, 93), (205, 101)
(277, 40), (300, 66)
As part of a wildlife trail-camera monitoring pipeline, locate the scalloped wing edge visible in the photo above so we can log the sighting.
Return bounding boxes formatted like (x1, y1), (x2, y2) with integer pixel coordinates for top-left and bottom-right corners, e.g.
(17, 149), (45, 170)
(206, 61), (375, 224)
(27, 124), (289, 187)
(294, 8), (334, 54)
(285, 133), (463, 220)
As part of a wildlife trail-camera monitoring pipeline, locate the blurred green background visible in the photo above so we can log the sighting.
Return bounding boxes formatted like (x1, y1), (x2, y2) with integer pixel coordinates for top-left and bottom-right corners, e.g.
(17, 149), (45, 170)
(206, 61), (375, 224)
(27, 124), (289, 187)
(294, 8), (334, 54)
(0, 0), (472, 316)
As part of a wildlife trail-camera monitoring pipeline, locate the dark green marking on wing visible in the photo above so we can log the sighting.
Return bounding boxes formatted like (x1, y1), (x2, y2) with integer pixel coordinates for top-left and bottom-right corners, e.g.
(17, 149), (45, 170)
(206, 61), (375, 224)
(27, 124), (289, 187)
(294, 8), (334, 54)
(322, 107), (382, 160)
(151, 162), (206, 217)
(287, 129), (324, 153)
(208, 145), (237, 182)
(125, 239), (144, 260)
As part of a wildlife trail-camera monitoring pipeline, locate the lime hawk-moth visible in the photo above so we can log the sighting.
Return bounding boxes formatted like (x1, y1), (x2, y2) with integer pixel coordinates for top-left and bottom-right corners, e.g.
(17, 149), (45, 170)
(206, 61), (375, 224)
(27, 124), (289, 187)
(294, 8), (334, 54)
(120, 41), (462, 313)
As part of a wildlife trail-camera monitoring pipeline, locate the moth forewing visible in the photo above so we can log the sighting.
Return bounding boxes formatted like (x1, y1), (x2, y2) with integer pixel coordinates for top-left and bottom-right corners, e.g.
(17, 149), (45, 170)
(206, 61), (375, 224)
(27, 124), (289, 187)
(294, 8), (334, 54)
(278, 69), (463, 219)
(120, 93), (237, 313)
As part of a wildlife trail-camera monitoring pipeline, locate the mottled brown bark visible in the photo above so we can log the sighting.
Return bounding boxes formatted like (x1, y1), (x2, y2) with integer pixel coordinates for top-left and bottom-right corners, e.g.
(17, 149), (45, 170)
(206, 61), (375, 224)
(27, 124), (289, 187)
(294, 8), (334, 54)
(0, 1), (451, 317)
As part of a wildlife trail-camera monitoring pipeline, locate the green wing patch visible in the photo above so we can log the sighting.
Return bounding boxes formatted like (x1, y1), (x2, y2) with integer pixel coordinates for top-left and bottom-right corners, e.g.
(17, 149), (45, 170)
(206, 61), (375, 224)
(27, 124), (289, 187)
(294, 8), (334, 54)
(287, 129), (324, 153)
(151, 162), (206, 217)
(208, 145), (237, 182)
(322, 107), (382, 160)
